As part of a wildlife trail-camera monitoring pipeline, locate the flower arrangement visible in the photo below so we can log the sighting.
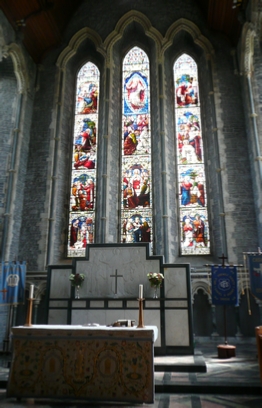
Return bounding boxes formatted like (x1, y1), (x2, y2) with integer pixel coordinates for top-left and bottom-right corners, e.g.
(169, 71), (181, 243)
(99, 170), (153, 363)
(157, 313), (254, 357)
(69, 273), (85, 287)
(147, 272), (164, 288)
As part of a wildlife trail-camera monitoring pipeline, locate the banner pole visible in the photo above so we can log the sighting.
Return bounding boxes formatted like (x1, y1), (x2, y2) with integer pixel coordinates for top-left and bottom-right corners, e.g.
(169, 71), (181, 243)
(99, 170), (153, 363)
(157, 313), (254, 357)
(223, 305), (227, 345)
(243, 253), (251, 315)
(207, 257), (238, 358)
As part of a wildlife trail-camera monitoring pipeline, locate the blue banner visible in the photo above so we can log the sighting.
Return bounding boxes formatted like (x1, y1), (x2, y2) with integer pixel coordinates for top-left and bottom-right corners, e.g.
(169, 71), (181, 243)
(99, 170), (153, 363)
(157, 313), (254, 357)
(0, 262), (26, 305)
(248, 254), (262, 301)
(211, 265), (238, 306)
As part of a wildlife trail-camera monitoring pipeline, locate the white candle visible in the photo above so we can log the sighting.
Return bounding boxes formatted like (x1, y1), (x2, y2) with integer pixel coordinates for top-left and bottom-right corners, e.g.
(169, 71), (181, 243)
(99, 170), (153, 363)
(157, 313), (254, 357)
(29, 284), (34, 299)
(139, 284), (143, 299)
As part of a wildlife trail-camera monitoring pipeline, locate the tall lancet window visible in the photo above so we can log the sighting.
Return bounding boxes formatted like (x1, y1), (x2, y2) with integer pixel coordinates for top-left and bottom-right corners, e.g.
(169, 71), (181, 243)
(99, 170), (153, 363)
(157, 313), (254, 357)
(121, 47), (153, 247)
(174, 54), (210, 255)
(68, 62), (99, 257)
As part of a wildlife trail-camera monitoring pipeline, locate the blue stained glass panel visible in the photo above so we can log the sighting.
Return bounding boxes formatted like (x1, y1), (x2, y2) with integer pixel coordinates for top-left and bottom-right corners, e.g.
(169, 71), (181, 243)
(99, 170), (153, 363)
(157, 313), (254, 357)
(123, 72), (149, 114)
(178, 165), (206, 208)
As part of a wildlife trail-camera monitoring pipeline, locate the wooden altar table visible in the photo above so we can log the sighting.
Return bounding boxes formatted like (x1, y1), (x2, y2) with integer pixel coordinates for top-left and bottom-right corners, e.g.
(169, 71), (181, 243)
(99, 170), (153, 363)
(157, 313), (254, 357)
(7, 325), (158, 404)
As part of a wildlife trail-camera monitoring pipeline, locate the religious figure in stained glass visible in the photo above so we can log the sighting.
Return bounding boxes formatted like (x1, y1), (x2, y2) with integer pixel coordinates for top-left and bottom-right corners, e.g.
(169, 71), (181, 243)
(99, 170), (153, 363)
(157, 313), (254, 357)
(176, 108), (202, 164)
(179, 166), (206, 208)
(77, 82), (98, 114)
(123, 114), (150, 156)
(121, 47), (153, 247)
(68, 62), (99, 257)
(122, 161), (150, 210)
(181, 211), (208, 252)
(122, 214), (151, 243)
(174, 54), (210, 255)
(124, 73), (148, 114)
(69, 214), (94, 250)
(180, 176), (193, 206)
(70, 171), (95, 211)
(175, 76), (198, 107)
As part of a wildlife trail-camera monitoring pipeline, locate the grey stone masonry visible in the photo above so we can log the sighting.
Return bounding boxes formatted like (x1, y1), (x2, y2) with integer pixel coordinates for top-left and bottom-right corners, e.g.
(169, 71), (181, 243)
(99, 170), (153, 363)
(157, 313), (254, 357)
(0, 0), (261, 271)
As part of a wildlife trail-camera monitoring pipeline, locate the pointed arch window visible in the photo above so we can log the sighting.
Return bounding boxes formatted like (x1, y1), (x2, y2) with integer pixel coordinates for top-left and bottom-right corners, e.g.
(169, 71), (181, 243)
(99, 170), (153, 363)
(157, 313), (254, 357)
(174, 54), (210, 255)
(121, 47), (153, 247)
(68, 62), (99, 257)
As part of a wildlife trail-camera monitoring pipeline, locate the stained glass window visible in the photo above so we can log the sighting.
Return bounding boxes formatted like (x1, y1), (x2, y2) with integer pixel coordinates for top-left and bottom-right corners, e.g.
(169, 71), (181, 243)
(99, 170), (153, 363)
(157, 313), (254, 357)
(174, 54), (210, 255)
(67, 62), (99, 257)
(121, 47), (153, 247)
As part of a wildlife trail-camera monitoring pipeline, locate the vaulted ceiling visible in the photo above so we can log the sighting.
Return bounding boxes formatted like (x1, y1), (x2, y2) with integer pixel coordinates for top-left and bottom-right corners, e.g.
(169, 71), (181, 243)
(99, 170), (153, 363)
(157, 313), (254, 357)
(0, 0), (248, 63)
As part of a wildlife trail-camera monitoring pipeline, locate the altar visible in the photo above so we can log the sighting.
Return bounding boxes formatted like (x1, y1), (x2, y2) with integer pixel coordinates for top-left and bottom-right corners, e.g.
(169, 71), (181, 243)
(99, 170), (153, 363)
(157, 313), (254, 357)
(7, 324), (158, 404)
(46, 243), (194, 356)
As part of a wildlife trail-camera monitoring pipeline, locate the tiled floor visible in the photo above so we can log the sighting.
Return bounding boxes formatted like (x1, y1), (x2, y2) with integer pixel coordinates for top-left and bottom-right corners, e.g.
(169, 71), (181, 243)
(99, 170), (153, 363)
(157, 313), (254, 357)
(0, 339), (261, 407)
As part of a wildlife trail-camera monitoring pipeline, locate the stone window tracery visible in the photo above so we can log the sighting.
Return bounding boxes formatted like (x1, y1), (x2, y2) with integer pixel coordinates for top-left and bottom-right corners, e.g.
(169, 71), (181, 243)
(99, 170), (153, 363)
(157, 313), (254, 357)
(174, 53), (210, 255)
(68, 62), (99, 257)
(120, 46), (153, 248)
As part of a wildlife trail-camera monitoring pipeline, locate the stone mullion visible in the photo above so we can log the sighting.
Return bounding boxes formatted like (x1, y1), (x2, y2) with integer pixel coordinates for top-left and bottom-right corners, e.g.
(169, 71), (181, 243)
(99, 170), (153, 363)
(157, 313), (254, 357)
(100, 66), (110, 243)
(207, 57), (227, 257)
(158, 62), (169, 261)
(45, 67), (64, 267)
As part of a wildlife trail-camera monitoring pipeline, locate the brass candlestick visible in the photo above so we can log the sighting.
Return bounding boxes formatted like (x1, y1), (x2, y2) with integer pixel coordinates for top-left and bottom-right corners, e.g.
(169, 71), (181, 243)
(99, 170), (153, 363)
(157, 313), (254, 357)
(137, 298), (145, 328)
(24, 298), (35, 327)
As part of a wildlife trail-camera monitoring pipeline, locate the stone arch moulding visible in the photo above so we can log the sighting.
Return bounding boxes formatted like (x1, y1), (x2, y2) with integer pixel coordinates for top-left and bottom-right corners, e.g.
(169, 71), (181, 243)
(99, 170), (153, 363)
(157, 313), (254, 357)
(239, 22), (256, 76)
(56, 27), (106, 69)
(162, 18), (214, 60)
(4, 43), (30, 94)
(0, 25), (8, 60)
(36, 280), (47, 301)
(192, 281), (212, 304)
(103, 10), (163, 65)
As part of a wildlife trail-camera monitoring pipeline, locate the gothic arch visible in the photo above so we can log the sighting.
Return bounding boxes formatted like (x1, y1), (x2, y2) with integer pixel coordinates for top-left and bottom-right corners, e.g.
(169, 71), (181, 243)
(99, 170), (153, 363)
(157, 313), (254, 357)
(104, 10), (163, 64)
(240, 22), (255, 76)
(0, 25), (7, 60)
(163, 18), (214, 59)
(1, 42), (30, 94)
(191, 280), (212, 304)
(36, 280), (47, 301)
(56, 27), (105, 69)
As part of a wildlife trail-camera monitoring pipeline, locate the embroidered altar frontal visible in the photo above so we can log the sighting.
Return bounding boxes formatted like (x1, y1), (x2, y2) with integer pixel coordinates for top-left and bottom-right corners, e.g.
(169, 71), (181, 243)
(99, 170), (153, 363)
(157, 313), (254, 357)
(7, 325), (157, 403)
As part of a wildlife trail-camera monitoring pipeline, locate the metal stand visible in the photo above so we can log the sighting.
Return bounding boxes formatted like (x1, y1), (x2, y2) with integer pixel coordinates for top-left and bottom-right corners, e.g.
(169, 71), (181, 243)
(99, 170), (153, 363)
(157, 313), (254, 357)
(206, 254), (239, 359)
(217, 305), (236, 358)
(24, 298), (35, 327)
(137, 298), (145, 328)
(3, 305), (13, 353)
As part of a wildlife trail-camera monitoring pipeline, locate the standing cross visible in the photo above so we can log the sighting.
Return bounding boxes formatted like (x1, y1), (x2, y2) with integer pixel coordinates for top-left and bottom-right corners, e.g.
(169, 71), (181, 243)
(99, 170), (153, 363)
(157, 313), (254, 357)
(219, 253), (228, 268)
(110, 269), (123, 295)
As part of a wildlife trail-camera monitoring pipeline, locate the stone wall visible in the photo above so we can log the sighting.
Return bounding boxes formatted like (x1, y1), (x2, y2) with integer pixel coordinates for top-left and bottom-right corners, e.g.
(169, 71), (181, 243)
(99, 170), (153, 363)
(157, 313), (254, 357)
(0, 0), (260, 271)
(0, 56), (17, 253)
(0, 11), (36, 261)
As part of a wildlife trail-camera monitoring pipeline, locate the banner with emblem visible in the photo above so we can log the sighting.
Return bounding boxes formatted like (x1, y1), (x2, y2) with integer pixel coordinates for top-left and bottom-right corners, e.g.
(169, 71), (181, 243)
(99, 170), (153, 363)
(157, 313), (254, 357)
(0, 261), (26, 305)
(211, 265), (238, 306)
(248, 254), (262, 301)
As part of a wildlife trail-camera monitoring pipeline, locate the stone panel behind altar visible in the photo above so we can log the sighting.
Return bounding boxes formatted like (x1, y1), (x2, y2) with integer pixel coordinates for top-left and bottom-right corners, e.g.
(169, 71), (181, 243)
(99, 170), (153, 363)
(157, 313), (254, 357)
(71, 304), (162, 347)
(164, 266), (190, 346)
(74, 245), (161, 298)
(47, 244), (194, 354)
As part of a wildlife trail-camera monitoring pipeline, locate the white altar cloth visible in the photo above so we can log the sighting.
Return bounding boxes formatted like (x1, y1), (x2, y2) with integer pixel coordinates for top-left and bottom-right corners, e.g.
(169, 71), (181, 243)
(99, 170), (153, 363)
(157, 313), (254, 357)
(14, 324), (158, 342)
